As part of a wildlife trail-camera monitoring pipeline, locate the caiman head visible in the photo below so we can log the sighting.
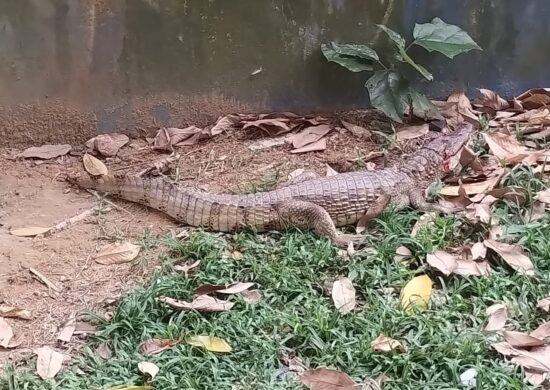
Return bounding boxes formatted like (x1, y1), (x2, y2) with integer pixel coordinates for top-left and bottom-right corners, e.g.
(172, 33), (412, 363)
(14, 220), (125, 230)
(407, 123), (473, 178)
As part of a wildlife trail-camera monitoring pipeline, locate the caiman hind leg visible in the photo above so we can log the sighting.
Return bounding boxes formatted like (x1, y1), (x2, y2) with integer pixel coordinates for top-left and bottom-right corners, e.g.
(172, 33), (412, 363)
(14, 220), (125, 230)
(277, 200), (363, 248)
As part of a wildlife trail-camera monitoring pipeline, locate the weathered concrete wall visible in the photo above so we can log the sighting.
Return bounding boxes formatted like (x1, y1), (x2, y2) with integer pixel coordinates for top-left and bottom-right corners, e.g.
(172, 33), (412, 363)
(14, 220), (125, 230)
(1, 0), (549, 146)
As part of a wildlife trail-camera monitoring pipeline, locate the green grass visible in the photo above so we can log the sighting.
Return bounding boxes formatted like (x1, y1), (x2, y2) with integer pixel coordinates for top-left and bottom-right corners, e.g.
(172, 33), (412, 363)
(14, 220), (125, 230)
(3, 178), (550, 389)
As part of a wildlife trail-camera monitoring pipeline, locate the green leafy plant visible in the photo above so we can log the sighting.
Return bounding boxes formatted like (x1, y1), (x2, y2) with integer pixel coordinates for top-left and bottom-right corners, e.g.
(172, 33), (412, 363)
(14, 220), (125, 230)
(321, 17), (482, 123)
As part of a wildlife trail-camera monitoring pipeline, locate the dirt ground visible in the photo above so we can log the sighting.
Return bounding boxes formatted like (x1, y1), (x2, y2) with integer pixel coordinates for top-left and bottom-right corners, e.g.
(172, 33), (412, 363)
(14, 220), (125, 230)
(0, 110), (410, 367)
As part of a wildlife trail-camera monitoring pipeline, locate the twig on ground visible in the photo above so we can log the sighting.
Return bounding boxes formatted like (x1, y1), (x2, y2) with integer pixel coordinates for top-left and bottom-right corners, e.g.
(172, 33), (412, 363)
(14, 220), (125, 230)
(29, 268), (62, 293)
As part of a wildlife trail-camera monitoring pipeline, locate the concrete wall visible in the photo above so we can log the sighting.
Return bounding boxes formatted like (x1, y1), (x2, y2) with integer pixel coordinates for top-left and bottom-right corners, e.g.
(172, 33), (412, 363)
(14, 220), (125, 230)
(1, 0), (549, 146)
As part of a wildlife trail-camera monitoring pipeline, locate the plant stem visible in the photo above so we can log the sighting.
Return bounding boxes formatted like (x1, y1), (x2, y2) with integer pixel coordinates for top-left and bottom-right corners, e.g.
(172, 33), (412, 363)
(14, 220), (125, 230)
(376, 60), (388, 70)
(405, 40), (417, 53)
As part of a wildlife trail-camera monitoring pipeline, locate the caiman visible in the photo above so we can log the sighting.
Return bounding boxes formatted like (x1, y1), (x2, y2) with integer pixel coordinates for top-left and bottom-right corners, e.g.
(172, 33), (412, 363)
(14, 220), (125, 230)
(70, 124), (472, 247)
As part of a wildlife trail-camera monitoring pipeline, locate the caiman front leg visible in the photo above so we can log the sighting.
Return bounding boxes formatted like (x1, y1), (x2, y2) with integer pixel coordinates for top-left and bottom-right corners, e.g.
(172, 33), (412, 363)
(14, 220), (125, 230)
(409, 189), (460, 214)
(277, 200), (363, 248)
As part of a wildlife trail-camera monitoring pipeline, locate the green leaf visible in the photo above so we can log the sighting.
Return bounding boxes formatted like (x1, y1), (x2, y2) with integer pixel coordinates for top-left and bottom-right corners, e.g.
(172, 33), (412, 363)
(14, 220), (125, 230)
(407, 88), (444, 120)
(377, 24), (433, 81)
(376, 24), (406, 49)
(413, 17), (482, 59)
(321, 42), (378, 72)
(365, 71), (410, 123)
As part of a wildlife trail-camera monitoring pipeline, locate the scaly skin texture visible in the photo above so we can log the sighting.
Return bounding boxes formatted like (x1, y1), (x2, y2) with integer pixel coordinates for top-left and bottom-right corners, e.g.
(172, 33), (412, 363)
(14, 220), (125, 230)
(70, 125), (472, 246)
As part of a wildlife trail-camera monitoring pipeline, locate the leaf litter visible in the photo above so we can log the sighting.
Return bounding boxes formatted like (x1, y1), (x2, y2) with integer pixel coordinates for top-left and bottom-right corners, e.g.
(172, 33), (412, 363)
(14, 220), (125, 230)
(331, 277), (356, 314)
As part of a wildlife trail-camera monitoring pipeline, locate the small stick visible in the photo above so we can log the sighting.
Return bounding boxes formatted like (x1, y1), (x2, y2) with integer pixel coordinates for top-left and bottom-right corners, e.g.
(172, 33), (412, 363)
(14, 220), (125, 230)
(86, 190), (134, 216)
(50, 207), (98, 232)
(29, 268), (62, 292)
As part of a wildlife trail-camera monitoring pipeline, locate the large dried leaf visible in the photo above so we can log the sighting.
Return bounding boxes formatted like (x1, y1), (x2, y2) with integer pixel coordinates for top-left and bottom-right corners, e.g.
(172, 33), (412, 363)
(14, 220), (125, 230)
(477, 89), (509, 111)
(0, 318), (14, 348)
(400, 275), (432, 313)
(186, 335), (232, 353)
(18, 144), (72, 159)
(331, 277), (356, 314)
(440, 175), (501, 196)
(290, 138), (327, 154)
(503, 331), (544, 348)
(483, 132), (530, 163)
(396, 123), (429, 141)
(94, 242), (141, 265)
(86, 133), (129, 157)
(138, 361), (159, 379)
(426, 250), (458, 276)
(34, 346), (64, 379)
(371, 335), (406, 352)
(454, 259), (492, 276)
(242, 118), (292, 136)
(10, 226), (50, 237)
(493, 342), (550, 373)
(484, 303), (508, 331)
(516, 88), (550, 110)
(138, 338), (179, 355)
(0, 306), (32, 320)
(83, 153), (108, 176)
(484, 239), (534, 275)
(291, 125), (332, 148)
(470, 242), (487, 260)
(153, 126), (203, 151)
(459, 146), (483, 172)
(157, 295), (234, 312)
(210, 115), (237, 135)
(502, 108), (550, 125)
(299, 368), (357, 390)
(394, 246), (413, 262)
(486, 186), (528, 205)
(530, 322), (550, 340)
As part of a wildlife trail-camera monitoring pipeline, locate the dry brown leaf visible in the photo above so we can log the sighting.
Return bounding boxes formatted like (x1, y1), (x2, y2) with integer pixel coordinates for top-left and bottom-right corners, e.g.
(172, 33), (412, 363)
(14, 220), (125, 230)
(467, 203), (492, 224)
(477, 89), (509, 111)
(138, 361), (159, 379)
(341, 120), (371, 138)
(517, 88), (550, 110)
(216, 282), (256, 295)
(483, 131), (536, 164)
(495, 343), (550, 373)
(459, 147), (483, 172)
(34, 346), (64, 379)
(537, 297), (550, 312)
(486, 186), (528, 205)
(210, 115), (237, 135)
(454, 259), (492, 276)
(18, 144), (72, 159)
(484, 239), (535, 275)
(94, 242), (141, 265)
(241, 289), (262, 304)
(10, 226), (50, 237)
(470, 242), (487, 260)
(291, 125), (332, 149)
(502, 108), (550, 125)
(173, 260), (200, 277)
(440, 175), (501, 196)
(535, 188), (550, 204)
(411, 212), (436, 237)
(530, 322), (550, 341)
(0, 306), (32, 320)
(503, 331), (544, 348)
(488, 225), (503, 240)
(86, 133), (129, 157)
(157, 295), (235, 312)
(426, 250), (458, 276)
(29, 268), (62, 292)
(0, 318), (14, 348)
(396, 123), (429, 141)
(485, 303), (508, 331)
(371, 335), (406, 353)
(525, 370), (547, 387)
(394, 246), (413, 262)
(138, 338), (179, 355)
(331, 277), (356, 315)
(242, 118), (292, 136)
(83, 153), (108, 176)
(152, 126), (204, 151)
(326, 164), (339, 177)
(290, 138), (327, 154)
(57, 314), (76, 343)
(96, 341), (112, 360)
(299, 368), (357, 390)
